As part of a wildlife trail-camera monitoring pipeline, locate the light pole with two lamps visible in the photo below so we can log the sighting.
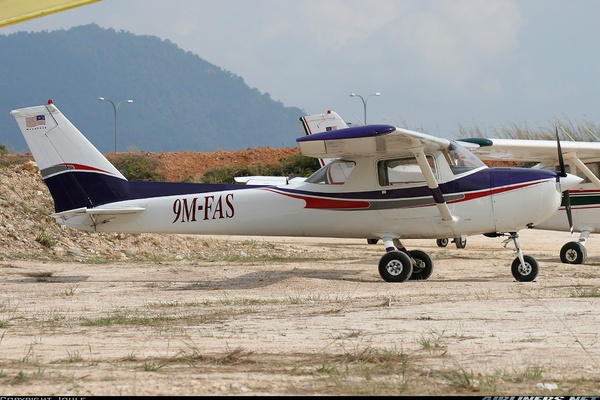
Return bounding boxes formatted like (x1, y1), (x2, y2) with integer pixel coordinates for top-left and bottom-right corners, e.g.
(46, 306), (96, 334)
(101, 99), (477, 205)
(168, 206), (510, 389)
(98, 97), (134, 152)
(349, 92), (381, 125)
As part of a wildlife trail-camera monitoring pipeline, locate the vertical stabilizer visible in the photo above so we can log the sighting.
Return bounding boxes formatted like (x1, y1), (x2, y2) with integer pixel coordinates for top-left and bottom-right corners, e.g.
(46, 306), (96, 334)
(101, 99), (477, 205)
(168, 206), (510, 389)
(11, 101), (129, 212)
(299, 110), (347, 167)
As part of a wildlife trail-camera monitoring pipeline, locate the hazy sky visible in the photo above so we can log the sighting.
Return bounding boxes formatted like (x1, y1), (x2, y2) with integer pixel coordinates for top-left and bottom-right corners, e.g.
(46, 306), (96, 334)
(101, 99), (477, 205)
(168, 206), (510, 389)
(2, 0), (599, 139)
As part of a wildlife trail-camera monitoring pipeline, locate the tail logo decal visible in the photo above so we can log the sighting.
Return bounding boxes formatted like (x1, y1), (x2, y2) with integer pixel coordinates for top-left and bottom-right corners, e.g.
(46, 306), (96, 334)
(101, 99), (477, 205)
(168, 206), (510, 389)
(25, 115), (46, 128)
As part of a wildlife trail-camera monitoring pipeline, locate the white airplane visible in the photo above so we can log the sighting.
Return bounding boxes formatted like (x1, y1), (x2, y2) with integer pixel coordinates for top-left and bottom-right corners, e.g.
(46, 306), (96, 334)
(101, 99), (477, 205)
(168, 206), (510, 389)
(459, 135), (600, 265)
(10, 101), (582, 282)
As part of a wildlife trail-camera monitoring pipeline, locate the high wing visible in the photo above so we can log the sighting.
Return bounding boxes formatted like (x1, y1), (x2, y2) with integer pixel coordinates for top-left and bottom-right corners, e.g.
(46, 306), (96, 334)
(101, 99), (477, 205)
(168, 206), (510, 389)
(298, 124), (450, 160)
(0, 0), (101, 28)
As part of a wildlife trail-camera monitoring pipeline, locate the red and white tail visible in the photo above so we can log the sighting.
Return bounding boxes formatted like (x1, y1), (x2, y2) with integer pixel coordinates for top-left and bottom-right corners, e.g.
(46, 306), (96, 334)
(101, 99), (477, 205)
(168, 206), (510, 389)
(299, 110), (347, 167)
(11, 100), (129, 213)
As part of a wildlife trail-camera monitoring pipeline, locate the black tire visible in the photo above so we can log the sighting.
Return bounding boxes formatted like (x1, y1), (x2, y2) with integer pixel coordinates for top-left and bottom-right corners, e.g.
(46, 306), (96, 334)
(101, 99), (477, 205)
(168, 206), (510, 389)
(378, 251), (413, 282)
(455, 236), (467, 249)
(408, 250), (434, 280)
(560, 241), (587, 264)
(367, 238), (379, 245)
(436, 238), (449, 247)
(511, 255), (539, 282)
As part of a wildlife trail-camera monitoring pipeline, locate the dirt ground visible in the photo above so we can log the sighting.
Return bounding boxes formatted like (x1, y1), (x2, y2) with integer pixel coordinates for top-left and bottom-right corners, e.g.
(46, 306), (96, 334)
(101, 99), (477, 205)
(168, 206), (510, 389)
(0, 153), (598, 396)
(0, 230), (599, 396)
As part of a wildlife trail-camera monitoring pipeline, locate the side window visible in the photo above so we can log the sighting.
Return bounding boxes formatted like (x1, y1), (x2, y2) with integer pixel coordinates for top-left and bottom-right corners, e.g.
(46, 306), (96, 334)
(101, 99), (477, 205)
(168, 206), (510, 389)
(305, 160), (355, 184)
(378, 155), (436, 186)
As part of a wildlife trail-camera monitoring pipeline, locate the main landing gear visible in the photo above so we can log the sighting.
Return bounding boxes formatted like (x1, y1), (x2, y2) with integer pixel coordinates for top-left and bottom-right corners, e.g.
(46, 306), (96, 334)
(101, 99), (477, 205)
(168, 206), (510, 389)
(558, 230), (590, 264)
(436, 236), (467, 249)
(560, 241), (587, 264)
(378, 238), (434, 282)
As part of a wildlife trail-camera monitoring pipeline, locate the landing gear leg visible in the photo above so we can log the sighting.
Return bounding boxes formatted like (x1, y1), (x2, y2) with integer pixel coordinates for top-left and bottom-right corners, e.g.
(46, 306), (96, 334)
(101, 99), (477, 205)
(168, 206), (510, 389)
(503, 232), (539, 282)
(376, 238), (434, 282)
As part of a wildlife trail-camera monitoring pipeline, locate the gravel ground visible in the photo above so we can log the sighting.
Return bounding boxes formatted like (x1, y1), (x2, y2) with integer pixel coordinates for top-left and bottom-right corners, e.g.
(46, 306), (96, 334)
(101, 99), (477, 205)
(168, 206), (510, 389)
(0, 161), (598, 396)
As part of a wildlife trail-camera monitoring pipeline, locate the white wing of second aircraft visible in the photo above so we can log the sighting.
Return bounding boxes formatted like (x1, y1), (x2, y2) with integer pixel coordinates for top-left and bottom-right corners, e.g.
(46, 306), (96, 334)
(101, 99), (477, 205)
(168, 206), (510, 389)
(459, 137), (600, 190)
(459, 137), (600, 163)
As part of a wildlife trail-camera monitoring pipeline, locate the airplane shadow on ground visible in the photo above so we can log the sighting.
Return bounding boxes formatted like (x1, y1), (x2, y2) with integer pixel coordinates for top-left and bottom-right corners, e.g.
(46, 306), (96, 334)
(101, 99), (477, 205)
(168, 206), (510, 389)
(537, 255), (600, 266)
(172, 267), (377, 291)
(13, 273), (90, 283)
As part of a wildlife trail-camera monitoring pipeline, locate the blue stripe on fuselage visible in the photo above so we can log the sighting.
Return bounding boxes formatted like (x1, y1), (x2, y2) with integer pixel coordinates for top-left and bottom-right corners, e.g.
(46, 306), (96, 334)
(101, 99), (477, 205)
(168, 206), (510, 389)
(44, 172), (272, 213)
(44, 166), (558, 213)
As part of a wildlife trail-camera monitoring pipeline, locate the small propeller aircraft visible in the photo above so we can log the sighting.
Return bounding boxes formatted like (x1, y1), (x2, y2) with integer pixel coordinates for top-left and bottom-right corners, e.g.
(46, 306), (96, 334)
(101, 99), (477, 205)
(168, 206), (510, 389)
(11, 101), (582, 282)
(459, 134), (600, 265)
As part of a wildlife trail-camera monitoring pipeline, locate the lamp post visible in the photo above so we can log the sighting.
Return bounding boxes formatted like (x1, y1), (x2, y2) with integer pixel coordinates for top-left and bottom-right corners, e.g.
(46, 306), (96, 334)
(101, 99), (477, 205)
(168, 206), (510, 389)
(349, 92), (380, 125)
(98, 97), (134, 152)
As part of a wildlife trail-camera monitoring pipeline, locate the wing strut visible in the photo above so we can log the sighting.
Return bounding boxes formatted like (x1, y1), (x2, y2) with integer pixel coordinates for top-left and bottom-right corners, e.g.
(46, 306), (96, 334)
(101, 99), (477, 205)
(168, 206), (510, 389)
(413, 147), (458, 226)
(570, 157), (600, 189)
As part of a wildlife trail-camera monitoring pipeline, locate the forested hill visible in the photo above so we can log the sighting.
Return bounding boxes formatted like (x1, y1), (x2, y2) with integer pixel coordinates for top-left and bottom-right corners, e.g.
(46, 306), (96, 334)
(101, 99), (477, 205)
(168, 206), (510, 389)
(0, 24), (306, 153)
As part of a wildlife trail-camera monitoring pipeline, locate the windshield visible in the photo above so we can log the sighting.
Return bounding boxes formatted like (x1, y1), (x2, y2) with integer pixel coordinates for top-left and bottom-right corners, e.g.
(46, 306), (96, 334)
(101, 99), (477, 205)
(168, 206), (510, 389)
(445, 142), (485, 175)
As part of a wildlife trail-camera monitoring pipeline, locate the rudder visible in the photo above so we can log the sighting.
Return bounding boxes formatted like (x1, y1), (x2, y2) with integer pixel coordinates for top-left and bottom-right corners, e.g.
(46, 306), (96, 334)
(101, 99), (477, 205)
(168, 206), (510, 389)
(10, 101), (130, 212)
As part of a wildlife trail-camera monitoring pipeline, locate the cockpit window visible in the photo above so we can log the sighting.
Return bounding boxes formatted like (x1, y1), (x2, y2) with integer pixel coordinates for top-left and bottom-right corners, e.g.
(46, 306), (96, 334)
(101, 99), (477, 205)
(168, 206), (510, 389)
(445, 142), (485, 175)
(305, 160), (356, 184)
(378, 155), (436, 186)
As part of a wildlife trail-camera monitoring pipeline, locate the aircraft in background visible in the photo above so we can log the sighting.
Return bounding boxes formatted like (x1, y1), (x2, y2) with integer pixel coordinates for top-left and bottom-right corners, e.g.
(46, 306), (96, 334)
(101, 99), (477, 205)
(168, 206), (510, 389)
(234, 110), (345, 184)
(11, 101), (581, 282)
(459, 135), (600, 265)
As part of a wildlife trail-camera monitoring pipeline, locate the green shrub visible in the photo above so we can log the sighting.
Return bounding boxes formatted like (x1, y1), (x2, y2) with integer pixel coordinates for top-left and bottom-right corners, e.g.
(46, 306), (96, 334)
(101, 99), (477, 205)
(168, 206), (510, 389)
(201, 165), (257, 184)
(281, 154), (321, 177)
(0, 144), (8, 154)
(113, 154), (165, 181)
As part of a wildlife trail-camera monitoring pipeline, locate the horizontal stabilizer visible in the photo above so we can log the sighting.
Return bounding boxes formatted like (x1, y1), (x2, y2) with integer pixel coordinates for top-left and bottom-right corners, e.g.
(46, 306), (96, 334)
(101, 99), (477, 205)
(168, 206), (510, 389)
(51, 206), (146, 220)
(234, 176), (306, 185)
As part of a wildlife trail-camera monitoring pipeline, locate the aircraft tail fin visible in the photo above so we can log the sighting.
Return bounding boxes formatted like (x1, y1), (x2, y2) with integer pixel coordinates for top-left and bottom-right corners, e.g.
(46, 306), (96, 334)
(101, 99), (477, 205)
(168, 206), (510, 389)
(10, 101), (130, 213)
(299, 110), (349, 135)
(299, 110), (347, 167)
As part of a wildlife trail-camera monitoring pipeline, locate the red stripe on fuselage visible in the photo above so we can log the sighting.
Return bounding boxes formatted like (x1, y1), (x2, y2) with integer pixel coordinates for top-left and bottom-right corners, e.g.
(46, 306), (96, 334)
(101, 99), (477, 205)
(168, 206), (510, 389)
(267, 189), (370, 209)
(267, 179), (549, 210)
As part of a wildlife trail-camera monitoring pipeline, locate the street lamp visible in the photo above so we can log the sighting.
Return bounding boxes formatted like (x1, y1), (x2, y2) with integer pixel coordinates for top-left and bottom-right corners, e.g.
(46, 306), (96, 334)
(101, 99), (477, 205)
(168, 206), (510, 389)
(349, 92), (381, 125)
(98, 97), (134, 152)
